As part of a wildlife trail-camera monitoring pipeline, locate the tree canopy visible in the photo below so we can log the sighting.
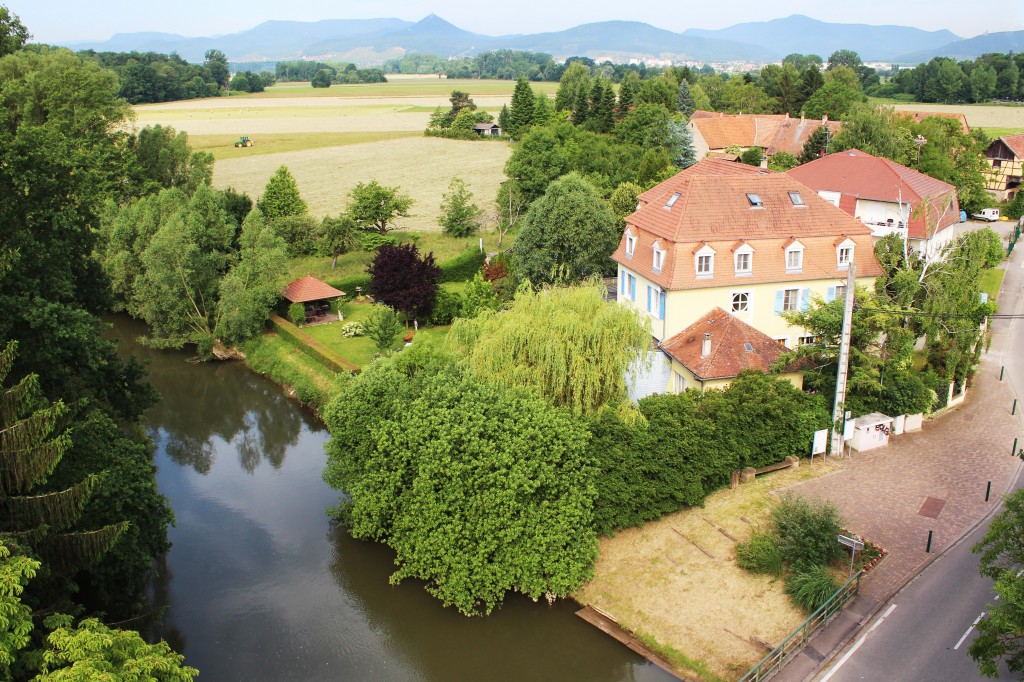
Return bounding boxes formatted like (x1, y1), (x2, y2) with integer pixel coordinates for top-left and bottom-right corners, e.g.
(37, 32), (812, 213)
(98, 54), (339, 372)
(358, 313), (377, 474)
(367, 243), (442, 320)
(346, 180), (414, 235)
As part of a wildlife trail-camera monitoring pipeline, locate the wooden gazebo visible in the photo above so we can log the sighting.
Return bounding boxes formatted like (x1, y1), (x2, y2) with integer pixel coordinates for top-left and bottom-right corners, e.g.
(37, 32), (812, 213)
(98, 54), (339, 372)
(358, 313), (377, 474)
(282, 275), (346, 324)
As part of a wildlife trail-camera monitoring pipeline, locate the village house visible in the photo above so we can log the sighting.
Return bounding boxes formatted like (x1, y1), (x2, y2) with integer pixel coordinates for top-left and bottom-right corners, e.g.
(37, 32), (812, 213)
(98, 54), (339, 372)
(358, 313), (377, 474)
(982, 133), (1024, 202)
(614, 159), (881, 398)
(688, 111), (841, 162)
(788, 149), (964, 260)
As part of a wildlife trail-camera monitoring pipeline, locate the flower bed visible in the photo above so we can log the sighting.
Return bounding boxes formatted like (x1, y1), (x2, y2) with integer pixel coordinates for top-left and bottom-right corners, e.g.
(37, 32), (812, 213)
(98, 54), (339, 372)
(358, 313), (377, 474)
(840, 529), (888, 573)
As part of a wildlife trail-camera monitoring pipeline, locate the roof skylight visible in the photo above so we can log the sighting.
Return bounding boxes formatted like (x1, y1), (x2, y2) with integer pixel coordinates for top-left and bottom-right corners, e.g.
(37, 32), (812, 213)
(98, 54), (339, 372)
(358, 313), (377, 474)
(746, 193), (763, 207)
(665, 192), (681, 208)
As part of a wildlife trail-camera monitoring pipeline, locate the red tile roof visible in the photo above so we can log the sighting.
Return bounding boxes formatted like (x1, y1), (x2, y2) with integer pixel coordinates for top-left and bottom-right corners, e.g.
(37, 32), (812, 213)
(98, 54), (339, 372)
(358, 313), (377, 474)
(787, 149), (960, 239)
(612, 159), (881, 289)
(690, 111), (841, 157)
(1001, 133), (1024, 159)
(897, 110), (970, 134)
(282, 275), (345, 303)
(660, 307), (787, 380)
(766, 118), (842, 157)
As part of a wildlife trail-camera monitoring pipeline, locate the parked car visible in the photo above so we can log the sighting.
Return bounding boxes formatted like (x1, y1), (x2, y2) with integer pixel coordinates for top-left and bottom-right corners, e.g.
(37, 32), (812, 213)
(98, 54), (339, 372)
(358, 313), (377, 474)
(973, 208), (1000, 222)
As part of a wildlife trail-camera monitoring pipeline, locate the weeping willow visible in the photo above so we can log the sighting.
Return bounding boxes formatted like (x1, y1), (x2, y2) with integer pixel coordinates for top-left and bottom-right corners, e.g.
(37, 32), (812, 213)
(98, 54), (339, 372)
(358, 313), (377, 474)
(0, 340), (125, 568)
(447, 283), (651, 416)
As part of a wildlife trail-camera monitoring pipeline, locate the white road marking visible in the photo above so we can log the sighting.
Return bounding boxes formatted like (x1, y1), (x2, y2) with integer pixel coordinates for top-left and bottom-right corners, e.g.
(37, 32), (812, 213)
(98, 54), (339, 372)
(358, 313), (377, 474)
(819, 604), (897, 681)
(954, 612), (985, 650)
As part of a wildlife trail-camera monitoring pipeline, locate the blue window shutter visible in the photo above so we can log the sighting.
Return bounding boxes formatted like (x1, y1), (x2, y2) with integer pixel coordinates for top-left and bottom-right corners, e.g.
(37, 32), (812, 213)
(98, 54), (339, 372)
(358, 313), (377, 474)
(620, 270), (626, 294)
(774, 290), (784, 314)
(801, 288), (811, 312)
(647, 286), (652, 312)
(629, 275), (635, 301)
(659, 291), (666, 320)
(826, 286), (836, 303)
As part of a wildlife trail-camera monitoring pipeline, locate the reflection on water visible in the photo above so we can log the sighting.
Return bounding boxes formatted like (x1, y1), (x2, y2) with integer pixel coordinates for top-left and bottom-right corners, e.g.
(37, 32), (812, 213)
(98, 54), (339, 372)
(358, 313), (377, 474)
(107, 316), (674, 682)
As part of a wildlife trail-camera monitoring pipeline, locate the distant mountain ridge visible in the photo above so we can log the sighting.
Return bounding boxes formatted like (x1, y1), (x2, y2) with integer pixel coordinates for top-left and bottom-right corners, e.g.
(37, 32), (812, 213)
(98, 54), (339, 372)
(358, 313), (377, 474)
(61, 14), (992, 66)
(896, 30), (1024, 62)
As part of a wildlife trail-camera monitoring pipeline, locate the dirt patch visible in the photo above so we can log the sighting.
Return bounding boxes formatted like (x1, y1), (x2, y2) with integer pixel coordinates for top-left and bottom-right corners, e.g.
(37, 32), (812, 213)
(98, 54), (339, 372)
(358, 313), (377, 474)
(575, 459), (843, 681)
(212, 136), (511, 224)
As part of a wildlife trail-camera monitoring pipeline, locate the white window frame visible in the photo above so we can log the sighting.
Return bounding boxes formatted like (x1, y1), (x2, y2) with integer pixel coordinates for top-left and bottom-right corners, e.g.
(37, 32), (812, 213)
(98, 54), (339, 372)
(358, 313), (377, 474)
(625, 229), (636, 258)
(798, 335), (817, 346)
(836, 238), (856, 269)
(733, 243), (753, 276)
(785, 242), (804, 273)
(731, 291), (750, 313)
(672, 370), (686, 394)
(834, 284), (848, 302)
(783, 288), (801, 312)
(652, 241), (665, 274)
(695, 244), (716, 278)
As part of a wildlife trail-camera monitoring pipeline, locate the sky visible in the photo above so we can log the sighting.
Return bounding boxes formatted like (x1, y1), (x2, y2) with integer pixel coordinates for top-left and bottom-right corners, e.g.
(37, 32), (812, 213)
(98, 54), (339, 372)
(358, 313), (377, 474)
(8, 0), (1023, 44)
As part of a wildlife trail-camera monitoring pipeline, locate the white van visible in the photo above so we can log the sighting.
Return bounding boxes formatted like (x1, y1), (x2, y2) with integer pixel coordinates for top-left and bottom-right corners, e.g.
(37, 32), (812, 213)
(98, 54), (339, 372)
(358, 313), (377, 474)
(973, 208), (1000, 222)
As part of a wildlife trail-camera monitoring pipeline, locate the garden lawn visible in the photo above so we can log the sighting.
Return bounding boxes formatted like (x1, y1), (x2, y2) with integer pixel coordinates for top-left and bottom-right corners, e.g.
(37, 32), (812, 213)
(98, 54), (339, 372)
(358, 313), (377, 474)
(575, 459), (843, 681)
(243, 333), (345, 408)
(980, 267), (1005, 304)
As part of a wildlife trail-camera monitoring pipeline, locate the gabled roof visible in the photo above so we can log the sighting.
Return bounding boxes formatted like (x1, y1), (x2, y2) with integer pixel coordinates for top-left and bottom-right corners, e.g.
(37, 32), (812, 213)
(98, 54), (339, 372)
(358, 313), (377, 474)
(897, 110), (970, 134)
(629, 158), (870, 244)
(1001, 133), (1024, 159)
(787, 149), (960, 238)
(282, 275), (345, 303)
(690, 113), (785, 149)
(472, 122), (500, 130)
(765, 118), (842, 157)
(660, 307), (787, 381)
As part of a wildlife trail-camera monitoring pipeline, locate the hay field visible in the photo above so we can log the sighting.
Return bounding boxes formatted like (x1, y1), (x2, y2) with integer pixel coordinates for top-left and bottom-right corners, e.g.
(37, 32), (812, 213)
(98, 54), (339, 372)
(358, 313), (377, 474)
(576, 460), (843, 681)
(133, 78), (522, 226)
(213, 136), (511, 223)
(890, 102), (1024, 131)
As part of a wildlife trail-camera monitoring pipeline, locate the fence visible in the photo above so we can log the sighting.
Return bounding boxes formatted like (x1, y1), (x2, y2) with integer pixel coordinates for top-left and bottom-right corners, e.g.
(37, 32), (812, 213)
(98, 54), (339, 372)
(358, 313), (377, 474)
(738, 571), (862, 682)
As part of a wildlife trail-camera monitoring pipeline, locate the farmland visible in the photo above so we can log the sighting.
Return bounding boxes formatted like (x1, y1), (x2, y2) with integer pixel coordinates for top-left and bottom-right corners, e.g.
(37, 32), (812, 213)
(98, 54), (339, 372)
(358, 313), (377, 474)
(131, 77), (538, 225)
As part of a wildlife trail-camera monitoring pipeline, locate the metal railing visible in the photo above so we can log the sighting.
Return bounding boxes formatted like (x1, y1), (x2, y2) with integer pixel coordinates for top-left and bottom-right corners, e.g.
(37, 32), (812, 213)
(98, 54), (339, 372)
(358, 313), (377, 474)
(739, 571), (862, 682)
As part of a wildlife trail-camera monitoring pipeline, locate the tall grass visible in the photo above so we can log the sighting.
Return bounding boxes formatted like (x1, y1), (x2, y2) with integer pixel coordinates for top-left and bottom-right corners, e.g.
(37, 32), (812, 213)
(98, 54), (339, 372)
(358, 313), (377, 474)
(242, 334), (346, 409)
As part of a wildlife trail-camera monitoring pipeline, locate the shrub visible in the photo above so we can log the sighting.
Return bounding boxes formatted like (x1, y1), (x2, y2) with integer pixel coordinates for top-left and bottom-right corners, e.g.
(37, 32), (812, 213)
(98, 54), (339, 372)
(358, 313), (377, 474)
(438, 248), (486, 283)
(430, 288), (463, 325)
(786, 565), (841, 613)
(736, 531), (784, 576)
(772, 495), (844, 568)
(341, 321), (365, 337)
(326, 274), (372, 298)
(288, 302), (306, 326)
(364, 305), (402, 351)
(359, 232), (396, 251)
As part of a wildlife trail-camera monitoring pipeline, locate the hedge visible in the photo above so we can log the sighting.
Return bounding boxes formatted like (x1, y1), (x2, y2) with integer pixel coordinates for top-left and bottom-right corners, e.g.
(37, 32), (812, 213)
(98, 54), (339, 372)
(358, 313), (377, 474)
(438, 249), (486, 283)
(267, 314), (359, 373)
(325, 274), (372, 297)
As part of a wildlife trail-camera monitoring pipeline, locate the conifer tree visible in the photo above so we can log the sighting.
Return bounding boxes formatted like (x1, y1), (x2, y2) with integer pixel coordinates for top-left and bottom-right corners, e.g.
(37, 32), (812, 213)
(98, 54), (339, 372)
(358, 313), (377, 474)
(617, 71), (640, 113)
(257, 165), (307, 221)
(572, 85), (590, 126)
(798, 125), (831, 164)
(676, 79), (696, 117)
(532, 93), (553, 125)
(507, 77), (535, 138)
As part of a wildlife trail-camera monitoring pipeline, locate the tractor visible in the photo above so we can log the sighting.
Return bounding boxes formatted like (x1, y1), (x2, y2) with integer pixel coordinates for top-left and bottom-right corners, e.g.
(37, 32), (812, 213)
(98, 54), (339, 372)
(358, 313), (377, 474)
(234, 135), (254, 148)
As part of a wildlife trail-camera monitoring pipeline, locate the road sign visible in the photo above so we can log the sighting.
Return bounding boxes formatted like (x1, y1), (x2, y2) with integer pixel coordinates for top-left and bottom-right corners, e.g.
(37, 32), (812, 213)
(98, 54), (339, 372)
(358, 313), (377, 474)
(838, 534), (864, 551)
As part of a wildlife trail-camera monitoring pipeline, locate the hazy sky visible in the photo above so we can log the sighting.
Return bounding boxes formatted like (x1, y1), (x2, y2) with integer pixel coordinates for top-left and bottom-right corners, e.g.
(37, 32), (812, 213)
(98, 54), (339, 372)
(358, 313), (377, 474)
(9, 0), (1023, 44)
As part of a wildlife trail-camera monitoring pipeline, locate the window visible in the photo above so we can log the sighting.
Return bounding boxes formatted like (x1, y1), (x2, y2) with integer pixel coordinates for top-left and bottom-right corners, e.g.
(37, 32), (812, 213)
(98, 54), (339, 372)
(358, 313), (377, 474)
(788, 191), (805, 206)
(798, 335), (817, 346)
(625, 233), (636, 258)
(735, 252), (751, 274)
(783, 288), (800, 312)
(697, 254), (713, 276)
(834, 284), (847, 301)
(653, 245), (665, 273)
(646, 286), (666, 320)
(731, 292), (750, 313)
(786, 247), (803, 271)
(665, 192), (681, 208)
(746, 193), (763, 207)
(838, 246), (853, 267)
(993, 159), (1002, 168)
(673, 370), (686, 394)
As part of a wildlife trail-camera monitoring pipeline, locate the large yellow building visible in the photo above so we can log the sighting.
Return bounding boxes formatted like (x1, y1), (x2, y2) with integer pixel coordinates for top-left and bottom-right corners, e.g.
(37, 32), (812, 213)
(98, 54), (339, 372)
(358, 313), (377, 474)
(613, 159), (882, 373)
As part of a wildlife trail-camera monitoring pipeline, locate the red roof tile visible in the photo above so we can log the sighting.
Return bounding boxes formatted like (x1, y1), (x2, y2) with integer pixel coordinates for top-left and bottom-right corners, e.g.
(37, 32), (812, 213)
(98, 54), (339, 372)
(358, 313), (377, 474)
(660, 307), (787, 380)
(1001, 133), (1024, 159)
(766, 118), (842, 156)
(897, 110), (970, 134)
(282, 275), (345, 303)
(787, 149), (960, 238)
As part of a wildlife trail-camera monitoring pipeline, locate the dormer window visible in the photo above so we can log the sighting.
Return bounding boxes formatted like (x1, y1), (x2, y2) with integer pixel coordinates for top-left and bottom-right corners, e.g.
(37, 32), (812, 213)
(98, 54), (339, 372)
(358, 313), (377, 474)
(788, 191), (805, 206)
(652, 242), (665, 274)
(625, 229), (636, 258)
(836, 238), (856, 269)
(664, 192), (681, 209)
(733, 243), (754, 276)
(785, 242), (804, 273)
(746, 193), (763, 207)
(695, 244), (716, 278)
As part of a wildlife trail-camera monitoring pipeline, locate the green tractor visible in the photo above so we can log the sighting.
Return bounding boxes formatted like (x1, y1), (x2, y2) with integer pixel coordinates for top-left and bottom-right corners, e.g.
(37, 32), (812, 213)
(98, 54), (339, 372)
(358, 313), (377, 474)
(234, 135), (254, 148)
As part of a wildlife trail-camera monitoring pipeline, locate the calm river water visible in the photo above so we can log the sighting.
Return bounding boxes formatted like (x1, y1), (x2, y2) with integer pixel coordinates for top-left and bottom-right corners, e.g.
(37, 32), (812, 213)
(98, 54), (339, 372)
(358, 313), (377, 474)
(108, 317), (673, 682)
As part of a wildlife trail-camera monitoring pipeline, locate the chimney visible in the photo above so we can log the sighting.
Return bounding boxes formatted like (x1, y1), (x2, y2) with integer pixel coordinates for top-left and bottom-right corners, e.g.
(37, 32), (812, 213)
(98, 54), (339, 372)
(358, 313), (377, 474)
(760, 155), (769, 169)
(702, 332), (712, 358)
(822, 115), (828, 125)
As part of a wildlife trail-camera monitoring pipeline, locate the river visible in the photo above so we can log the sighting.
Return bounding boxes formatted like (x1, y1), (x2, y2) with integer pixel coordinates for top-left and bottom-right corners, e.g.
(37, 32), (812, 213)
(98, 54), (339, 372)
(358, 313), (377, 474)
(107, 316), (674, 682)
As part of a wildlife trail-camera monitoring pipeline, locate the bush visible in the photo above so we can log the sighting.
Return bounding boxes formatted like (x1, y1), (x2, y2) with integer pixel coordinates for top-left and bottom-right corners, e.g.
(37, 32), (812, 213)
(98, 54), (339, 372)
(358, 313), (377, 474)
(326, 274), (372, 298)
(364, 305), (402, 351)
(438, 248), (486, 283)
(341, 321), (365, 337)
(736, 531), (784, 576)
(359, 232), (397, 251)
(786, 565), (841, 613)
(288, 302), (306, 326)
(772, 495), (843, 568)
(430, 288), (463, 325)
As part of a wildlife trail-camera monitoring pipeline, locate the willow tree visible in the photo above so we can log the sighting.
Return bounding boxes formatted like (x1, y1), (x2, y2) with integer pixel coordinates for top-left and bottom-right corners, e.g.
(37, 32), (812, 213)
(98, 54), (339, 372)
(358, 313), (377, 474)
(0, 341), (125, 574)
(447, 284), (650, 416)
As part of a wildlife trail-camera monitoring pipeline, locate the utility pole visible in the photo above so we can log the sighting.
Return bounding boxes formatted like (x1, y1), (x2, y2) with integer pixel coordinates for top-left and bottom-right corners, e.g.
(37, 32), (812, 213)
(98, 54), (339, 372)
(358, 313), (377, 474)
(832, 263), (856, 455)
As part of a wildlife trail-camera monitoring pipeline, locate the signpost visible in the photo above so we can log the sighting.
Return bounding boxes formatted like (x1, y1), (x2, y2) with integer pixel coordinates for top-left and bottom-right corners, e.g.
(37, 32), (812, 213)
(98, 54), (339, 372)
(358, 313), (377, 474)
(812, 429), (828, 462)
(838, 534), (864, 579)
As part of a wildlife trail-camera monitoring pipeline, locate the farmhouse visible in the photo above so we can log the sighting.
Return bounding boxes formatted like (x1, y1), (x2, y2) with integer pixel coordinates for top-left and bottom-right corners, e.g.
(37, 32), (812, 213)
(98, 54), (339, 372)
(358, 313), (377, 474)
(982, 133), (1024, 202)
(788, 149), (964, 260)
(613, 158), (881, 352)
(688, 111), (841, 162)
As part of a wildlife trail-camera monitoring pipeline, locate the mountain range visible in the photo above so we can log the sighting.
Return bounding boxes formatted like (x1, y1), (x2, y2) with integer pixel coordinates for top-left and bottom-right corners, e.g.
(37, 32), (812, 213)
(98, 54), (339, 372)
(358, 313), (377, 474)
(60, 14), (1015, 66)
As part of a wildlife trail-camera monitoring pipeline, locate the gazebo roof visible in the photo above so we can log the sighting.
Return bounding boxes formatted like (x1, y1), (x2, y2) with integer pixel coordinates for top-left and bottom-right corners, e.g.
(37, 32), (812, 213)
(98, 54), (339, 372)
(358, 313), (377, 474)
(282, 275), (345, 303)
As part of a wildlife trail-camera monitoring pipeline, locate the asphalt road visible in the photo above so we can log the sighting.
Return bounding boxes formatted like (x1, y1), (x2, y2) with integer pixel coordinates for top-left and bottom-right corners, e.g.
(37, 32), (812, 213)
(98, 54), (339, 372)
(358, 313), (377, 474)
(817, 232), (1024, 682)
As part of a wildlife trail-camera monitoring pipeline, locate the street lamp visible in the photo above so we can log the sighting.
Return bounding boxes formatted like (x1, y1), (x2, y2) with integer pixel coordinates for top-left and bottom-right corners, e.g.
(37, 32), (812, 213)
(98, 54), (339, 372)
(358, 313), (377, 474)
(914, 134), (927, 168)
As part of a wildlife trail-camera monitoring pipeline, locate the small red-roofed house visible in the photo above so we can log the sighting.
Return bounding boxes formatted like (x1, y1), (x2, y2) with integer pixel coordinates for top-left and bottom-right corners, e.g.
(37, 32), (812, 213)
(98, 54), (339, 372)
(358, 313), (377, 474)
(787, 149), (964, 259)
(983, 133), (1024, 202)
(613, 158), (882, 362)
(282, 275), (345, 322)
(659, 307), (805, 393)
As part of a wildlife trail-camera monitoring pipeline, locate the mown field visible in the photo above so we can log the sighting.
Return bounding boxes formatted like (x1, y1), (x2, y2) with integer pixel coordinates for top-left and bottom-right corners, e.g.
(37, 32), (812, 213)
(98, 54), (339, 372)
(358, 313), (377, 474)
(132, 78), (533, 224)
(886, 101), (1024, 135)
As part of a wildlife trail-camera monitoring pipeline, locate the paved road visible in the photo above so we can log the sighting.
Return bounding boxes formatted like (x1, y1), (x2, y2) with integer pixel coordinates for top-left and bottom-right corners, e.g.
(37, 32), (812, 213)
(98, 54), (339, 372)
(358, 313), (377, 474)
(815, 230), (1024, 681)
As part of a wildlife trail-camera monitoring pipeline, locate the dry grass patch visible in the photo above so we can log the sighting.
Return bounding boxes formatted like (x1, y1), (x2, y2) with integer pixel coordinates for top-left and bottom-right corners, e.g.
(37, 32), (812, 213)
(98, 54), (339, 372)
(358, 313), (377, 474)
(212, 135), (511, 223)
(189, 131), (420, 160)
(575, 459), (844, 681)
(889, 102), (1024, 129)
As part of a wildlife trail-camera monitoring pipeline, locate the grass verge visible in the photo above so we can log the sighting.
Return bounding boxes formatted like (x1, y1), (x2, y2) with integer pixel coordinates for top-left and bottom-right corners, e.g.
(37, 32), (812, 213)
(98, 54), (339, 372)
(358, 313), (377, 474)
(980, 267), (1005, 303)
(242, 333), (346, 409)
